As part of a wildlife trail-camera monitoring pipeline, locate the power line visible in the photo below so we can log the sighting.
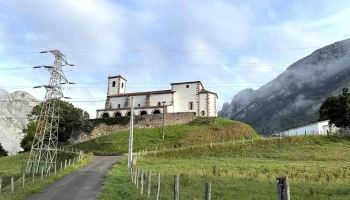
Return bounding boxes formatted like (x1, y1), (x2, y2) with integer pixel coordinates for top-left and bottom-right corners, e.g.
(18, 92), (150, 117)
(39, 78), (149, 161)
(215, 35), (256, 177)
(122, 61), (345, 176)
(0, 46), (321, 56)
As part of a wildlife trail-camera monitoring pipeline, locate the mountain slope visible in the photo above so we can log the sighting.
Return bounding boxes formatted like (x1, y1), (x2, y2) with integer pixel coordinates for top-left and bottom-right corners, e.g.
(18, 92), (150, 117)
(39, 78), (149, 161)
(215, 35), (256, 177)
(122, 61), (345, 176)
(0, 89), (38, 155)
(219, 38), (350, 132)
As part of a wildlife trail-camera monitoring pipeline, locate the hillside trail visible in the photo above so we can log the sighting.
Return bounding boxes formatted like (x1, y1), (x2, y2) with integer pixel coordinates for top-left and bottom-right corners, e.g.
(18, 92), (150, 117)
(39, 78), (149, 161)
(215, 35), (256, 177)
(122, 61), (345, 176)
(26, 156), (121, 200)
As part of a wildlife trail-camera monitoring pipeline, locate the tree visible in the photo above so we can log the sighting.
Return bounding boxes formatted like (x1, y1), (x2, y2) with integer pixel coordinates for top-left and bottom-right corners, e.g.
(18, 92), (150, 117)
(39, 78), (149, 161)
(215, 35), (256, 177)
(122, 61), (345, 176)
(21, 100), (89, 151)
(319, 88), (350, 127)
(0, 141), (8, 157)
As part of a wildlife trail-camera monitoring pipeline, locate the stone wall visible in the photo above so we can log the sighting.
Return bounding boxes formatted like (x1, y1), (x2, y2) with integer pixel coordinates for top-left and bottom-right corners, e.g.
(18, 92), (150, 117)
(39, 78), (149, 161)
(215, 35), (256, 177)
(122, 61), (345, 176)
(70, 112), (197, 144)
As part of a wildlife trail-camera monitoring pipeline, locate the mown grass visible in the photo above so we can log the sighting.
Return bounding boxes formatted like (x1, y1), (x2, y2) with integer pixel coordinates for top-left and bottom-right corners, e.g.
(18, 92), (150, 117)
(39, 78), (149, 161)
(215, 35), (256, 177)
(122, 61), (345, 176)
(100, 136), (350, 200)
(70, 117), (257, 154)
(0, 152), (93, 200)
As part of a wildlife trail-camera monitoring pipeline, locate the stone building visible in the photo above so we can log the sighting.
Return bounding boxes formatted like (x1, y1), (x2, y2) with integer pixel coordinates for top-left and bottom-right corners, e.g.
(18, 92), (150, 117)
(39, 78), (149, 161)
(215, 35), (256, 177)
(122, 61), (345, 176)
(96, 75), (218, 118)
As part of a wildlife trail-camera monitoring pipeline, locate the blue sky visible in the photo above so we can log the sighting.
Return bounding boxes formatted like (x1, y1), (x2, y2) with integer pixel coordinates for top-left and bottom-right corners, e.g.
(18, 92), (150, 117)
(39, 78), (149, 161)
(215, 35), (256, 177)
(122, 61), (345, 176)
(1, 0), (350, 118)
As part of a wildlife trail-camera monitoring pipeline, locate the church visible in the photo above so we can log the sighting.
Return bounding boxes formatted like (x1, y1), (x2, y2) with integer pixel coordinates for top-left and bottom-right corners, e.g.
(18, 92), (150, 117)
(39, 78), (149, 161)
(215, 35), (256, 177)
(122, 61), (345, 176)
(96, 75), (218, 118)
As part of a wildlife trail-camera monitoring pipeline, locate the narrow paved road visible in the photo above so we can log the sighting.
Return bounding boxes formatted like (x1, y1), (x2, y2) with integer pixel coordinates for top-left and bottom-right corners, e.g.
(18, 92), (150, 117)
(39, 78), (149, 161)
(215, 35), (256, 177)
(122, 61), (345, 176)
(26, 156), (121, 200)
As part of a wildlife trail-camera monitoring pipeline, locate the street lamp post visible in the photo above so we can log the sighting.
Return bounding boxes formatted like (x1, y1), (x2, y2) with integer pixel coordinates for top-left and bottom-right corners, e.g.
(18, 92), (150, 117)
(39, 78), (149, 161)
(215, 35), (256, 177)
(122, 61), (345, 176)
(162, 101), (166, 139)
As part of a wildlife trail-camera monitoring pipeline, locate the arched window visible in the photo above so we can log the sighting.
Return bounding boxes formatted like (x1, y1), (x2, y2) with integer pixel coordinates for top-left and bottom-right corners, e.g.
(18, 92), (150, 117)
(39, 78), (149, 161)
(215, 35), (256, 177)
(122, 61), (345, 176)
(152, 109), (161, 114)
(121, 82), (124, 88)
(157, 102), (161, 106)
(102, 113), (110, 118)
(112, 81), (116, 87)
(140, 110), (147, 115)
(114, 112), (122, 117)
(126, 111), (135, 116)
(201, 111), (205, 116)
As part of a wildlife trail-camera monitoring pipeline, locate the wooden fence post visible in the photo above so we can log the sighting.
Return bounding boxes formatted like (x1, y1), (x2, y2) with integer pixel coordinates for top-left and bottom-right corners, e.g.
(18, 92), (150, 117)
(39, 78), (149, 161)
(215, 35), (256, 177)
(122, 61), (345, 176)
(134, 167), (137, 185)
(156, 171), (160, 200)
(174, 175), (179, 200)
(69, 159), (71, 166)
(276, 176), (290, 200)
(0, 176), (2, 192)
(242, 137), (245, 144)
(22, 173), (25, 188)
(130, 165), (134, 183)
(136, 168), (139, 189)
(32, 170), (35, 182)
(141, 169), (144, 194)
(205, 183), (211, 200)
(305, 130), (307, 137)
(147, 170), (152, 199)
(55, 163), (57, 174)
(41, 167), (44, 180)
(11, 176), (14, 193)
(64, 160), (67, 169)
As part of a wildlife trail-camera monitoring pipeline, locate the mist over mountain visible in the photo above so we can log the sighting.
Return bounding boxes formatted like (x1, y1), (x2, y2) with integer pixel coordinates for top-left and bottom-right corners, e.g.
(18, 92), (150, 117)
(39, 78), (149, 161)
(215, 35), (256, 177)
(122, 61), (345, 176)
(0, 89), (38, 155)
(219, 38), (350, 132)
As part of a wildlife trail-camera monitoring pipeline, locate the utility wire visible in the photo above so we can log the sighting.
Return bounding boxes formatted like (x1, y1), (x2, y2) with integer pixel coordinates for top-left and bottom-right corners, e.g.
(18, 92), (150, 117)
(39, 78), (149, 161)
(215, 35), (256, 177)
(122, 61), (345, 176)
(0, 46), (321, 56)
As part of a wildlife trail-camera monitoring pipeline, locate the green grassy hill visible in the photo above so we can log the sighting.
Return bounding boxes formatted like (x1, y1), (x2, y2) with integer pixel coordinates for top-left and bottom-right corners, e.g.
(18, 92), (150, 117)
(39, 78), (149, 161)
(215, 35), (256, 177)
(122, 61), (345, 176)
(70, 117), (257, 154)
(100, 135), (350, 200)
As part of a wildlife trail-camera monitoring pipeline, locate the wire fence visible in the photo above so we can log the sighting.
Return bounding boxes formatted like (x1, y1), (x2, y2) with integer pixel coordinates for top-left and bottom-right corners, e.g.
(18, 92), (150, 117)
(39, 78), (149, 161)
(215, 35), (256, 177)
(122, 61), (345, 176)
(0, 148), (85, 195)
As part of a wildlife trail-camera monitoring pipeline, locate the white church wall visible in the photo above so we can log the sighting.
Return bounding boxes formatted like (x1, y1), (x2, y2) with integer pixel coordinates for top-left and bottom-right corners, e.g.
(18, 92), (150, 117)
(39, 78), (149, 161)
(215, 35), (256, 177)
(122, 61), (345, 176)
(172, 83), (198, 114)
(199, 93), (207, 116)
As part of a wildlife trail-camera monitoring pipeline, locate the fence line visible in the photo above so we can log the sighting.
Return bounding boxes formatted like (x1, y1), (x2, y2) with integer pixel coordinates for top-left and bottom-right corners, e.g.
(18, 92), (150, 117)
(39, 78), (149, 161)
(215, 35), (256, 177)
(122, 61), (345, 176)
(133, 133), (333, 158)
(0, 149), (86, 194)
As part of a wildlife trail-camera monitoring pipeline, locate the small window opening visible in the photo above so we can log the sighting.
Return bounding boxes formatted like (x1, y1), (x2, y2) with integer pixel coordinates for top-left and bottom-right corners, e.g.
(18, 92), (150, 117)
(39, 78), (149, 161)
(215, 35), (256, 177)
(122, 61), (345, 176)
(118, 104), (121, 108)
(186, 85), (189, 88)
(138, 104), (141, 107)
(157, 102), (161, 106)
(188, 102), (193, 110)
(121, 82), (124, 88)
(201, 111), (205, 116)
(112, 81), (116, 87)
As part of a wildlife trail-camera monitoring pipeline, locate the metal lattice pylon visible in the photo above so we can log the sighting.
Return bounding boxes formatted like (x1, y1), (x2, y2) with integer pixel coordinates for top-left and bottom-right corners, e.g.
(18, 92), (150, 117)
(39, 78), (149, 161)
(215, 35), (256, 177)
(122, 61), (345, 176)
(26, 50), (72, 175)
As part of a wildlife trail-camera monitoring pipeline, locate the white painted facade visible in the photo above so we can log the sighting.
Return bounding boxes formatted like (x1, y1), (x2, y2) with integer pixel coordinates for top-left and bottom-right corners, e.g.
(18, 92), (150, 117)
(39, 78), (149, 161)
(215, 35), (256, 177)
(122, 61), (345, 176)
(281, 120), (336, 136)
(96, 75), (218, 118)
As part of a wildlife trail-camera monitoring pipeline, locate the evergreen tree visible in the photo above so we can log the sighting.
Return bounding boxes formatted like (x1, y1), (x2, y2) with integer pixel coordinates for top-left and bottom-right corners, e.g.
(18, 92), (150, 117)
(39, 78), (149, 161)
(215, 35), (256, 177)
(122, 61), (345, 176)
(319, 87), (350, 127)
(0, 141), (8, 157)
(21, 100), (89, 151)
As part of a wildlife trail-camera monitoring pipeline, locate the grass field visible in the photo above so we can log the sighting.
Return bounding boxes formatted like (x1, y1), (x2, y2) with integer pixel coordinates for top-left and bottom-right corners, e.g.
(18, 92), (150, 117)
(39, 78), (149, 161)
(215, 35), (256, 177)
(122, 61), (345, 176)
(70, 117), (257, 154)
(0, 151), (93, 200)
(100, 135), (350, 200)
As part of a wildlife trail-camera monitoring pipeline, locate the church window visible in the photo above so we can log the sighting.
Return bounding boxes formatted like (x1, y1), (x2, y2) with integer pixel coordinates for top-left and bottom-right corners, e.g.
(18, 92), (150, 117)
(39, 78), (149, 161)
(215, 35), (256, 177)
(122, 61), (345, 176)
(201, 111), (205, 116)
(112, 81), (116, 87)
(118, 104), (121, 108)
(121, 82), (124, 88)
(188, 102), (193, 110)
(186, 85), (189, 88)
(157, 102), (161, 106)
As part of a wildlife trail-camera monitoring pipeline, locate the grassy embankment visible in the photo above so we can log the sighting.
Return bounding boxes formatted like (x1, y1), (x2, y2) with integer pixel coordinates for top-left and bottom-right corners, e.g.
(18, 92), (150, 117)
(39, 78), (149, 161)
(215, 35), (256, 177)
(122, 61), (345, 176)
(100, 135), (350, 200)
(70, 117), (258, 155)
(0, 151), (93, 200)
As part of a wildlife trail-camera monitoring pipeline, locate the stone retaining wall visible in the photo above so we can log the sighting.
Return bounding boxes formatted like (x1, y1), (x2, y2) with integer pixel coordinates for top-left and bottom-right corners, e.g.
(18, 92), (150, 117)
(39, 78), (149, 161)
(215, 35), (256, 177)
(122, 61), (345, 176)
(70, 112), (197, 144)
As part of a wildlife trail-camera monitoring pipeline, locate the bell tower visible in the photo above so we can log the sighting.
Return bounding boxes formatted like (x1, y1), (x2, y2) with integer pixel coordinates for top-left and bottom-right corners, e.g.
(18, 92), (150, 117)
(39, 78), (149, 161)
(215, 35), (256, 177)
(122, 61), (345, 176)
(107, 75), (127, 96)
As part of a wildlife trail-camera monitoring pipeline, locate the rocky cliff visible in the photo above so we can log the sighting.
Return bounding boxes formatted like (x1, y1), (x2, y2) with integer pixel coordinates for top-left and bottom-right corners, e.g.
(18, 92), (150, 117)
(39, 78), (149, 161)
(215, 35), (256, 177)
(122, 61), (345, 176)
(219, 38), (350, 132)
(0, 89), (38, 155)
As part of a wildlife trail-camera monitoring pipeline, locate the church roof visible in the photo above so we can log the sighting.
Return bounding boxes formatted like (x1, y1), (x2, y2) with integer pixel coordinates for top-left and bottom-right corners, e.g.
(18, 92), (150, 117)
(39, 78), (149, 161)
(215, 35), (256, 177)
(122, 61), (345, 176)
(199, 89), (218, 98)
(108, 90), (174, 97)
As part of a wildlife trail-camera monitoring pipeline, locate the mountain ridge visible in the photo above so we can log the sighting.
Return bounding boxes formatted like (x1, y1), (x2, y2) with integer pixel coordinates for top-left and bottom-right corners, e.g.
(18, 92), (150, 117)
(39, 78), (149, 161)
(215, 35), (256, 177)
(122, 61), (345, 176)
(219, 38), (350, 132)
(0, 89), (38, 155)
